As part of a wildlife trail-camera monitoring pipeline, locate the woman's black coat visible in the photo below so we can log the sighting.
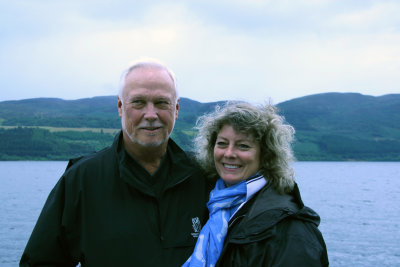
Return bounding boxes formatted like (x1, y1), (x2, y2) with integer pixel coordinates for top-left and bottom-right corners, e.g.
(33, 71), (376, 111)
(216, 183), (329, 267)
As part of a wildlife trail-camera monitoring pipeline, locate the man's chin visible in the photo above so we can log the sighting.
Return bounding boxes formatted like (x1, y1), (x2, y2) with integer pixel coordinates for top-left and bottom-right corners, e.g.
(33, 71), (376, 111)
(140, 141), (165, 147)
(124, 129), (169, 148)
(136, 137), (169, 148)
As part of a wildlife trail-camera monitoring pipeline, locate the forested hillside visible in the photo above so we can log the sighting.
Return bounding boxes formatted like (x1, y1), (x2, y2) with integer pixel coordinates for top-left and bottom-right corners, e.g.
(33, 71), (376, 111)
(0, 93), (399, 161)
(278, 93), (400, 160)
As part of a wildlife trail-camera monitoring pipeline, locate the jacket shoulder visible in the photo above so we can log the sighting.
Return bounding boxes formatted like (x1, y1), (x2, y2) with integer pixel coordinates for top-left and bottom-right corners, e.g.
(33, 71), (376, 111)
(65, 132), (121, 172)
(66, 145), (115, 170)
(218, 185), (329, 267)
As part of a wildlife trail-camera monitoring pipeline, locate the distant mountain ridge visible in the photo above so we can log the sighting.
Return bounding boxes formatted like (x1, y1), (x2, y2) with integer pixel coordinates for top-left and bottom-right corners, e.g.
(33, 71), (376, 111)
(278, 93), (400, 133)
(277, 93), (400, 160)
(0, 93), (399, 161)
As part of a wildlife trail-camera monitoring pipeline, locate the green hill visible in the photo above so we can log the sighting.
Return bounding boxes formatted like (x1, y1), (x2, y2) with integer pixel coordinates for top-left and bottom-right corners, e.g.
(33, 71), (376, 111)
(0, 96), (120, 128)
(278, 93), (400, 160)
(0, 93), (399, 161)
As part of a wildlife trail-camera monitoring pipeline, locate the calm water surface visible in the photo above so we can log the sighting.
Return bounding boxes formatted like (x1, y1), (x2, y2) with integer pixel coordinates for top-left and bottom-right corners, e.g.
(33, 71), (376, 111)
(1, 161), (399, 266)
(295, 162), (400, 267)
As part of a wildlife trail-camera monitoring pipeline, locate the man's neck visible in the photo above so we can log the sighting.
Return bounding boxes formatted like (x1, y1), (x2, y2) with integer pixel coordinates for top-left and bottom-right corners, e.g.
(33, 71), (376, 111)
(123, 139), (168, 175)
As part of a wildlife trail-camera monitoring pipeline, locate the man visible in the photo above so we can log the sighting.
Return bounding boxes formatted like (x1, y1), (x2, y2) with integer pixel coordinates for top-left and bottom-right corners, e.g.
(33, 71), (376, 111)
(20, 60), (211, 266)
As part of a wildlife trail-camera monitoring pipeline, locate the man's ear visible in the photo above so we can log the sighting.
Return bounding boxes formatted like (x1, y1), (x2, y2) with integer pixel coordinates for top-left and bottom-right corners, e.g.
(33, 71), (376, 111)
(175, 98), (180, 119)
(117, 96), (123, 118)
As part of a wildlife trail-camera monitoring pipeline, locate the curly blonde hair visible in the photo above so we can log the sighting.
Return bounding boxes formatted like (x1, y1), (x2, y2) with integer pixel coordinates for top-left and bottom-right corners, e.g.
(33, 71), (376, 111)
(194, 101), (296, 193)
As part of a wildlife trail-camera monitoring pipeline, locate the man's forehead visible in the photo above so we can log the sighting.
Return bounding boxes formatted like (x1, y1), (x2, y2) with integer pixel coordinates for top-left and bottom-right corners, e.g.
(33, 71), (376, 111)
(123, 68), (176, 98)
(124, 86), (177, 103)
(127, 90), (174, 99)
(126, 70), (174, 89)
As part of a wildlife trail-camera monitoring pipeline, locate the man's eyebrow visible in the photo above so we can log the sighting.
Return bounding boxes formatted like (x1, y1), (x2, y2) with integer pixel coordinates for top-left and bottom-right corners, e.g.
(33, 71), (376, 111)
(128, 95), (145, 100)
(155, 97), (171, 101)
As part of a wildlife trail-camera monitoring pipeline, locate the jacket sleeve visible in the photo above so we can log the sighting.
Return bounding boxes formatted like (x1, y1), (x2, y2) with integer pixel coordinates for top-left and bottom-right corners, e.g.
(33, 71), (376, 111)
(20, 175), (78, 267)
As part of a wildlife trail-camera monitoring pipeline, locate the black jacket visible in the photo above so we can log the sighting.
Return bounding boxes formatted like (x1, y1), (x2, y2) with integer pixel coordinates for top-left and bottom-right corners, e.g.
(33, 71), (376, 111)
(20, 132), (211, 267)
(216, 183), (329, 267)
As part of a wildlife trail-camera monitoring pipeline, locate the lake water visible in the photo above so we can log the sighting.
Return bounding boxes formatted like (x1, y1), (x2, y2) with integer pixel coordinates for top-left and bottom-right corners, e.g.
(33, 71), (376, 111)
(1, 161), (399, 266)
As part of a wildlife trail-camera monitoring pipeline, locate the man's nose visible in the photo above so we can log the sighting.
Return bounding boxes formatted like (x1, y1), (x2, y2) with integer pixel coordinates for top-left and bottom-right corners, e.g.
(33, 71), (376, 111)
(143, 103), (158, 120)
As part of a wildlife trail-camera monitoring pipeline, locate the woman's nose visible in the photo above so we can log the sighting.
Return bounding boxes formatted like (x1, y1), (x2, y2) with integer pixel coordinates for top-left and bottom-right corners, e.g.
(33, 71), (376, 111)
(224, 145), (236, 158)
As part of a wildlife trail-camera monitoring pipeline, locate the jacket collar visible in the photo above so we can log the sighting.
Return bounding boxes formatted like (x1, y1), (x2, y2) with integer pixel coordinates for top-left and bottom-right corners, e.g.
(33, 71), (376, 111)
(114, 131), (198, 196)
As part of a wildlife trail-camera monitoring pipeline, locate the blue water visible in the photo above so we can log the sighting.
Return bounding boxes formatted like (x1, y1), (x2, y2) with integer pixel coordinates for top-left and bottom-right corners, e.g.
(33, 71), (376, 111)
(295, 162), (400, 266)
(1, 161), (399, 266)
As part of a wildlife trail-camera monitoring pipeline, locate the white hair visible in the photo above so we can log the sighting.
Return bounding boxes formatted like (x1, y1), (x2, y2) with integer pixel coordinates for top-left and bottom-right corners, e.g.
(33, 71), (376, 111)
(118, 59), (178, 102)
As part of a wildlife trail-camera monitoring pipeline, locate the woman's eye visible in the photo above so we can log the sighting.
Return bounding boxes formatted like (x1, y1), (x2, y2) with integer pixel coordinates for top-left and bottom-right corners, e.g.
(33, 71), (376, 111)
(238, 144), (250, 149)
(216, 141), (227, 147)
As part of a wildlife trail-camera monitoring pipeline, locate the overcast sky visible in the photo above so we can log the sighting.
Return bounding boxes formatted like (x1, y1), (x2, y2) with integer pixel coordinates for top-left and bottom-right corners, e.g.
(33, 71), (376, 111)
(1, 0), (399, 104)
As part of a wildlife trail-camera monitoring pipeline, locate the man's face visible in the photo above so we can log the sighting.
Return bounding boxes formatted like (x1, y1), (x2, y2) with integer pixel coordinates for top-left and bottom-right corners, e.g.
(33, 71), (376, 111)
(118, 67), (179, 150)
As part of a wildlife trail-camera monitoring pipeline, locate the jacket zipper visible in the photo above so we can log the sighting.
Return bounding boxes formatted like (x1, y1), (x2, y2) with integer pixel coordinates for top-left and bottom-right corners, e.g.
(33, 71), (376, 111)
(228, 214), (245, 228)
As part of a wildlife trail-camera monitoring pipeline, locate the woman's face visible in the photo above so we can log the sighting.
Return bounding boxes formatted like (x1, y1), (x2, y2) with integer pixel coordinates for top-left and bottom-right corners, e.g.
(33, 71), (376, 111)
(214, 124), (261, 186)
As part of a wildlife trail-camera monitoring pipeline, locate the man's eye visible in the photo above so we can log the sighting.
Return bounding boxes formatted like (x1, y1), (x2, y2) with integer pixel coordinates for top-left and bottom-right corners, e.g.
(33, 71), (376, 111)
(131, 100), (145, 107)
(155, 101), (170, 108)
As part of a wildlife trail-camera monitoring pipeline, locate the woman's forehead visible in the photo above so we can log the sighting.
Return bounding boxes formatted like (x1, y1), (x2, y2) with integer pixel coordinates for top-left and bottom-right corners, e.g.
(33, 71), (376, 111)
(217, 124), (256, 140)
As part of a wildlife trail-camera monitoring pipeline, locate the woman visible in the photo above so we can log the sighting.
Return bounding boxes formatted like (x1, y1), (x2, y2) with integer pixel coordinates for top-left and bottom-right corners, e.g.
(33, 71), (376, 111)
(183, 102), (329, 267)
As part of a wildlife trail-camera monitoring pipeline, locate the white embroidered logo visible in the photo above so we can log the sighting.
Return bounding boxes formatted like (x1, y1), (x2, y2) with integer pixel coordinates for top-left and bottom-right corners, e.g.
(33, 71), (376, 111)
(191, 217), (201, 238)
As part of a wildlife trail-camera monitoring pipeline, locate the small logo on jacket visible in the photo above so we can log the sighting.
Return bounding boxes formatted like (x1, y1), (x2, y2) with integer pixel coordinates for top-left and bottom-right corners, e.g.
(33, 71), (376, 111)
(191, 217), (201, 238)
